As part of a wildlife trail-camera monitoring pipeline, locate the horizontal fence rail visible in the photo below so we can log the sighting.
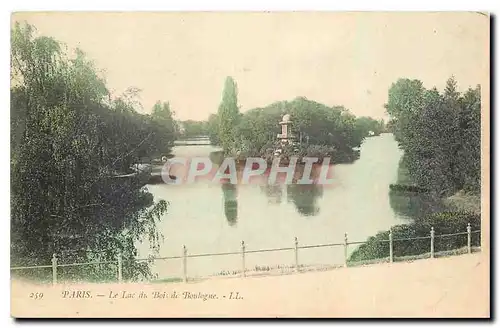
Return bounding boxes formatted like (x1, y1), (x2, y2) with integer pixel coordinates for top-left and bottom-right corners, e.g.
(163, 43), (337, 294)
(10, 224), (482, 285)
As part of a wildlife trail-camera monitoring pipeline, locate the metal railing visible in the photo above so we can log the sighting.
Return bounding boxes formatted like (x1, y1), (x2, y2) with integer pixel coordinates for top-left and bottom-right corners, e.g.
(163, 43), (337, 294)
(10, 224), (481, 285)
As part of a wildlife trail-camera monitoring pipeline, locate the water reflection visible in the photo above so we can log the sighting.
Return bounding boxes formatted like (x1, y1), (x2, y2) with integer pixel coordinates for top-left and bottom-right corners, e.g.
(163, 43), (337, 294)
(221, 182), (238, 226)
(258, 182), (324, 216)
(260, 184), (284, 204)
(140, 135), (411, 278)
(287, 183), (324, 216)
(257, 163), (325, 217)
(388, 189), (445, 220)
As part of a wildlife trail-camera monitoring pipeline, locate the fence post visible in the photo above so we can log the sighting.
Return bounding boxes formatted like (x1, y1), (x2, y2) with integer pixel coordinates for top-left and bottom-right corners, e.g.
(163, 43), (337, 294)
(467, 223), (472, 254)
(389, 229), (394, 263)
(344, 232), (348, 268)
(117, 251), (123, 282)
(241, 241), (246, 278)
(430, 227), (435, 258)
(294, 237), (299, 273)
(51, 253), (57, 285)
(182, 245), (187, 283)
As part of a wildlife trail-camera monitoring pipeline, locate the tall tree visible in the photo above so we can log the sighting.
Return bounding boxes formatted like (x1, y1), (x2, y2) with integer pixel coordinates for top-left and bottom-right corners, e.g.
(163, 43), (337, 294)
(151, 101), (178, 157)
(10, 22), (169, 281)
(457, 85), (481, 193)
(217, 77), (240, 154)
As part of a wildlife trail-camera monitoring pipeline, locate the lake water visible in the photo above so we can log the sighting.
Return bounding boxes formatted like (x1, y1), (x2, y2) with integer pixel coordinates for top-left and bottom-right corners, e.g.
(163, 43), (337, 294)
(138, 133), (412, 279)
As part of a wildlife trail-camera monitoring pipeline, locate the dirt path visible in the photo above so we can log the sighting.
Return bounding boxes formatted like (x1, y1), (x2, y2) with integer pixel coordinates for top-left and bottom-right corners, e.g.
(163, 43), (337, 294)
(11, 252), (489, 318)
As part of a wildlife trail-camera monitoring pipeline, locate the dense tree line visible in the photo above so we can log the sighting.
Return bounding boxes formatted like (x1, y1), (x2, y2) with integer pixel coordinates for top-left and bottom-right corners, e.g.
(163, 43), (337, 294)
(177, 120), (209, 139)
(208, 76), (379, 163)
(355, 117), (385, 137)
(386, 77), (481, 196)
(207, 113), (220, 145)
(11, 23), (176, 281)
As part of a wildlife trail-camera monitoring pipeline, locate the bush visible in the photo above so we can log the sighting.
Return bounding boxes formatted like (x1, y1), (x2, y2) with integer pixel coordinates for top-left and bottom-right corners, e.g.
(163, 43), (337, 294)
(389, 184), (430, 193)
(348, 211), (481, 263)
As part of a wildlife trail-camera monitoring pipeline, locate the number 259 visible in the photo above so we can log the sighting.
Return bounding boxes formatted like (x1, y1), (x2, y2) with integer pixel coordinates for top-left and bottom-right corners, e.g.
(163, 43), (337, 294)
(29, 292), (43, 300)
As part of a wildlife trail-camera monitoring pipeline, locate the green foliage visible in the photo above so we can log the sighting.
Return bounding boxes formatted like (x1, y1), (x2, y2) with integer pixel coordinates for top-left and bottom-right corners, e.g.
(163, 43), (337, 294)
(221, 183), (238, 226)
(211, 80), (376, 159)
(386, 77), (481, 196)
(150, 101), (178, 157)
(207, 114), (220, 145)
(389, 184), (429, 193)
(178, 120), (208, 138)
(388, 154), (446, 220)
(286, 184), (323, 216)
(355, 117), (385, 137)
(217, 77), (241, 153)
(10, 22), (173, 281)
(233, 97), (367, 162)
(385, 78), (425, 118)
(235, 105), (282, 153)
(349, 211), (481, 263)
(287, 98), (364, 154)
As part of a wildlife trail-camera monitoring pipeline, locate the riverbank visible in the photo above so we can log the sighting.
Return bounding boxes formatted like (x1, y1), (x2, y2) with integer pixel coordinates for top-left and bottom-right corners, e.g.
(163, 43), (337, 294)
(444, 190), (481, 215)
(209, 144), (361, 167)
(354, 153), (481, 263)
(11, 252), (489, 318)
(388, 155), (480, 218)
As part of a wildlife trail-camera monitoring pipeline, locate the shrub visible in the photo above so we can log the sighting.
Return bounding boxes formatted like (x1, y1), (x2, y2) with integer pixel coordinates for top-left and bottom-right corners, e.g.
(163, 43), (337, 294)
(348, 211), (481, 263)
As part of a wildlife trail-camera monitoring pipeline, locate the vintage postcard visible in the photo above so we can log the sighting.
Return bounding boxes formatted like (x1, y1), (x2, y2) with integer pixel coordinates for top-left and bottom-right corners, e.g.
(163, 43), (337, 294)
(10, 11), (490, 318)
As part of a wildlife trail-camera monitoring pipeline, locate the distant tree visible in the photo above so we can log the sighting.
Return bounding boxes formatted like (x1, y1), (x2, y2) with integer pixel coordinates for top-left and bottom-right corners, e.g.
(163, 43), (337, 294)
(232, 97), (364, 163)
(151, 101), (177, 157)
(207, 113), (220, 145)
(179, 120), (208, 138)
(355, 116), (385, 138)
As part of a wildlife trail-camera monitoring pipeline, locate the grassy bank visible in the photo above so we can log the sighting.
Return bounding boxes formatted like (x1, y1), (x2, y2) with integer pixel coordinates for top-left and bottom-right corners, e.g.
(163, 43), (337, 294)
(350, 151), (481, 264)
(348, 210), (480, 263)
